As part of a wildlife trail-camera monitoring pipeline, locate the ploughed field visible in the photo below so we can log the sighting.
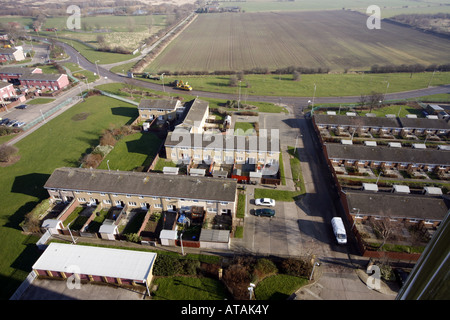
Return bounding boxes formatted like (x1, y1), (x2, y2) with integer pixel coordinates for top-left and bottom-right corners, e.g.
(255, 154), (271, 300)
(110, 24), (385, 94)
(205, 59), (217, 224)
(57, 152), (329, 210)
(147, 10), (450, 73)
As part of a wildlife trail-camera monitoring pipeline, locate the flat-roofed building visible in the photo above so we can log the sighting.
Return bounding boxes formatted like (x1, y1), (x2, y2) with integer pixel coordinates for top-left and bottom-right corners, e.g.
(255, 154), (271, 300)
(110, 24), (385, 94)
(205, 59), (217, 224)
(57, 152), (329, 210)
(32, 242), (157, 290)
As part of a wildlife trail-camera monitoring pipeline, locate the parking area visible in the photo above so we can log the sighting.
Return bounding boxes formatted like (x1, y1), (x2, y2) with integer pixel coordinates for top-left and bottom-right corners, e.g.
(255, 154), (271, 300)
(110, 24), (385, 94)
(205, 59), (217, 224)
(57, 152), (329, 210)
(18, 278), (147, 300)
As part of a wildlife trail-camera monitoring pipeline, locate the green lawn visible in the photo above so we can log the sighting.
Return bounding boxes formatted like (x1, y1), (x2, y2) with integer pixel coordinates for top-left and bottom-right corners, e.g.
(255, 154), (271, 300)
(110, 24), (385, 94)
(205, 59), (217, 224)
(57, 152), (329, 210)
(57, 38), (135, 65)
(237, 192), (246, 219)
(254, 274), (308, 300)
(152, 158), (177, 172)
(287, 146), (306, 193)
(0, 95), (138, 299)
(254, 188), (303, 202)
(152, 276), (229, 300)
(95, 82), (286, 114)
(27, 98), (56, 105)
(97, 132), (162, 171)
(359, 104), (425, 118)
(144, 72), (450, 97)
(234, 122), (256, 135)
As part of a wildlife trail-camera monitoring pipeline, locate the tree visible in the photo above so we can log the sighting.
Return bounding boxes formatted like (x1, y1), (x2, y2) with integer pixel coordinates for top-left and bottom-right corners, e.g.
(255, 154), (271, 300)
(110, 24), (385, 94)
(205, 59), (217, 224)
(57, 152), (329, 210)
(358, 94), (367, 108)
(368, 91), (384, 113)
(370, 216), (395, 250)
(0, 144), (18, 162)
(292, 70), (301, 81)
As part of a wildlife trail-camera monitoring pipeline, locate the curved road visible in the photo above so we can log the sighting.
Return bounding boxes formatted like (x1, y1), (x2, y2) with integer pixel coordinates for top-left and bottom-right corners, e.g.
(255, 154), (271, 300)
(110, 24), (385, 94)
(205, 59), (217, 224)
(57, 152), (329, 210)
(46, 38), (450, 106)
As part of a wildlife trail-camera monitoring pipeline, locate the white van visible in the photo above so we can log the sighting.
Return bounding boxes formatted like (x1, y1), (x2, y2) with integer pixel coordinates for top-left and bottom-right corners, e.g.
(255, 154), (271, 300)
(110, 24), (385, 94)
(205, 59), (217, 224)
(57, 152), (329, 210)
(331, 217), (347, 244)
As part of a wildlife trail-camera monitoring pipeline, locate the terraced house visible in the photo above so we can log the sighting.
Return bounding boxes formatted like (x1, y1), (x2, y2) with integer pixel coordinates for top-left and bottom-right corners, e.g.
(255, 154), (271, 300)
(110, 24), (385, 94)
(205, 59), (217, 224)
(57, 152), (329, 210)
(44, 167), (238, 217)
(165, 132), (280, 167)
(138, 98), (183, 122)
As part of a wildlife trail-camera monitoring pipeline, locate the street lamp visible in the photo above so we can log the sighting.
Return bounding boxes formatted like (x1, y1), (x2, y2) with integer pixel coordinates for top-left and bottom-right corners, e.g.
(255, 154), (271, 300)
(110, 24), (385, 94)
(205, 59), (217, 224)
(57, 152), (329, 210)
(66, 222), (77, 244)
(352, 208), (360, 229)
(309, 262), (320, 281)
(180, 231), (185, 256)
(161, 73), (165, 93)
(248, 283), (255, 300)
(107, 160), (110, 171)
(94, 60), (100, 79)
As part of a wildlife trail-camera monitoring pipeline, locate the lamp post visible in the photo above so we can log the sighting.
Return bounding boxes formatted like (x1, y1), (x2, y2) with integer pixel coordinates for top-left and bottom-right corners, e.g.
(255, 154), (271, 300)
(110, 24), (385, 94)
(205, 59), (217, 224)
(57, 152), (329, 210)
(161, 73), (165, 93)
(352, 207), (360, 229)
(66, 222), (77, 244)
(248, 283), (255, 300)
(180, 231), (185, 256)
(309, 262), (320, 281)
(312, 83), (316, 108)
(107, 160), (110, 171)
(94, 60), (100, 79)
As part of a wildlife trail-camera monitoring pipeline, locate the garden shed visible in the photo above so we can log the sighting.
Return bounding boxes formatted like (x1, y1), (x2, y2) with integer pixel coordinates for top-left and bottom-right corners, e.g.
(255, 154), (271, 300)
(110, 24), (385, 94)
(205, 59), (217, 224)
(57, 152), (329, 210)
(199, 229), (230, 250)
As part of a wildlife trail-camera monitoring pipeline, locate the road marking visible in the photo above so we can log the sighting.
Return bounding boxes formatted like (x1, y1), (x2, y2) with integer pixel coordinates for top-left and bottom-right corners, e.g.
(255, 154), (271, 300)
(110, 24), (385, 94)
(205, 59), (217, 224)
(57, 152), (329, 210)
(304, 288), (323, 300)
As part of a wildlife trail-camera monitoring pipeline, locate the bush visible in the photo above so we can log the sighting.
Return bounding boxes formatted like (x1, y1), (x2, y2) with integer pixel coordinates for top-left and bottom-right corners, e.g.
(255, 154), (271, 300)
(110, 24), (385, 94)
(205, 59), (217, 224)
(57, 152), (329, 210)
(223, 263), (252, 300)
(82, 153), (103, 168)
(181, 259), (201, 275)
(124, 233), (141, 243)
(0, 144), (18, 162)
(153, 255), (183, 276)
(99, 131), (117, 147)
(279, 258), (312, 277)
(255, 258), (278, 277)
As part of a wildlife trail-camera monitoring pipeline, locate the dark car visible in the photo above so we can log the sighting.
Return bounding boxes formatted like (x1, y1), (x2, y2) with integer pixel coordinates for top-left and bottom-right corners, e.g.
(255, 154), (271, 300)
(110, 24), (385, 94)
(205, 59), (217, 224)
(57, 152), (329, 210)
(254, 208), (275, 217)
(0, 118), (9, 125)
(16, 105), (27, 109)
(394, 268), (410, 287)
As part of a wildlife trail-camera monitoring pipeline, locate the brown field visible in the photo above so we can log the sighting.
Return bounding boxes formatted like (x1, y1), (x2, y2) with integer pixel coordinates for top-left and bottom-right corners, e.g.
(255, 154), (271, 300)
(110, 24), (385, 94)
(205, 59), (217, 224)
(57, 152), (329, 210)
(146, 10), (450, 73)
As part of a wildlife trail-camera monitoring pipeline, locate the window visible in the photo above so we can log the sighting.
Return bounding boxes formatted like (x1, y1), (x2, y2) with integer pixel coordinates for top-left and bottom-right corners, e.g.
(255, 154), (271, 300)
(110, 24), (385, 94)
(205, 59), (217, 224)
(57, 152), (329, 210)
(128, 202), (137, 206)
(221, 209), (228, 214)
(139, 196), (144, 199)
(126, 195), (131, 198)
(112, 194), (118, 197)
(115, 200), (122, 206)
(167, 204), (174, 211)
(78, 198), (86, 202)
(103, 199), (111, 204)
(220, 202), (228, 205)
(207, 207), (217, 213)
(100, 193), (106, 196)
(154, 203), (162, 209)
(87, 192), (92, 195)
(141, 114), (147, 118)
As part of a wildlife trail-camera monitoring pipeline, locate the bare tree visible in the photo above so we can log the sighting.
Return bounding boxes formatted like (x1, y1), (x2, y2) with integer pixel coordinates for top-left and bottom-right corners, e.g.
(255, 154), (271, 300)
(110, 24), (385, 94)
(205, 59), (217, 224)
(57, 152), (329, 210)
(370, 216), (394, 250)
(0, 144), (18, 162)
(368, 91), (385, 113)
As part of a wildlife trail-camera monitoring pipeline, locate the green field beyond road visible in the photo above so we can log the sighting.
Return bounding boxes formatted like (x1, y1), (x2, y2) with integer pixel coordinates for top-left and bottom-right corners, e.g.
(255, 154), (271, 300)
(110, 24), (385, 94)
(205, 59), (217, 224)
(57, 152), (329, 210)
(143, 72), (450, 97)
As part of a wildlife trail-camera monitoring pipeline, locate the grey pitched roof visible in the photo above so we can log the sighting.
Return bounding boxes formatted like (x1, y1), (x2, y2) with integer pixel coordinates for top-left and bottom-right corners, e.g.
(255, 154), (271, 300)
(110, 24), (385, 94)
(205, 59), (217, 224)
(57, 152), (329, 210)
(182, 98), (209, 127)
(165, 132), (279, 153)
(44, 167), (237, 202)
(138, 99), (180, 110)
(397, 117), (450, 130)
(325, 143), (450, 166)
(345, 191), (449, 221)
(199, 229), (230, 243)
(314, 114), (401, 128)
(0, 66), (40, 75)
(19, 73), (65, 81)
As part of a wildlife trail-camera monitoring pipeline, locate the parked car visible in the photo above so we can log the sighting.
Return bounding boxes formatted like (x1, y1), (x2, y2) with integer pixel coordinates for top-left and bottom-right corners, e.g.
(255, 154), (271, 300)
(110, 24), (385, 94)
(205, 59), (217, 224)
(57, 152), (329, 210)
(394, 268), (410, 287)
(16, 104), (27, 109)
(13, 121), (25, 128)
(7, 120), (18, 127)
(0, 118), (9, 125)
(254, 208), (275, 217)
(255, 198), (276, 207)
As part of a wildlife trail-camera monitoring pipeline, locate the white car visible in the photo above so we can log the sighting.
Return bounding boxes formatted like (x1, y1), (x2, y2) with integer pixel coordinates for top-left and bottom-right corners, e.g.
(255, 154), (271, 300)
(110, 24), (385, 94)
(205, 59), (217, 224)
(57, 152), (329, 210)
(255, 198), (276, 207)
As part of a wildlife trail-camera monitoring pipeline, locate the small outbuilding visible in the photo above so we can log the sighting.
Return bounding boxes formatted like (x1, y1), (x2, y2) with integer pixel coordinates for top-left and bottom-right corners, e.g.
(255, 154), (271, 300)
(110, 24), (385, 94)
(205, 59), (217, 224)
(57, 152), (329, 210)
(32, 243), (157, 293)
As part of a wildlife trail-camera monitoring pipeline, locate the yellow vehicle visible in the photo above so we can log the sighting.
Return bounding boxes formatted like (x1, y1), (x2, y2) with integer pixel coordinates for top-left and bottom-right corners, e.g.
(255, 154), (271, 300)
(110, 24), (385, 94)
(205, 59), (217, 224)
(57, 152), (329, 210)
(3, 45), (11, 48)
(172, 80), (192, 91)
